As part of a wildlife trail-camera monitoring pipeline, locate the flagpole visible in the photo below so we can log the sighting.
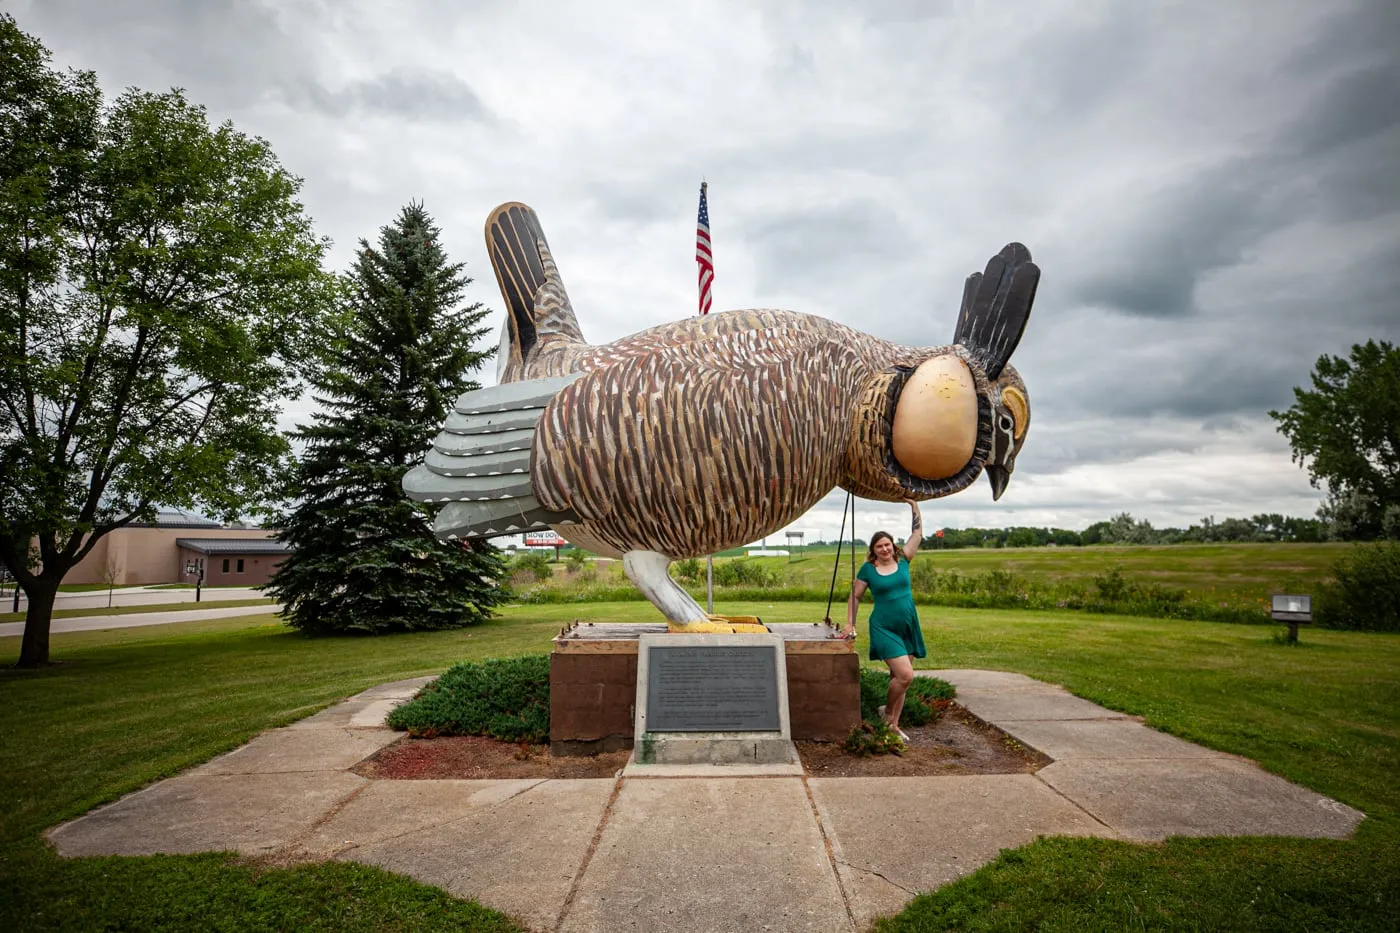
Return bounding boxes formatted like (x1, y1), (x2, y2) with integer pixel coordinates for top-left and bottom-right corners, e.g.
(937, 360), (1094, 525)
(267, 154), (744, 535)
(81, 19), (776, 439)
(697, 179), (715, 615)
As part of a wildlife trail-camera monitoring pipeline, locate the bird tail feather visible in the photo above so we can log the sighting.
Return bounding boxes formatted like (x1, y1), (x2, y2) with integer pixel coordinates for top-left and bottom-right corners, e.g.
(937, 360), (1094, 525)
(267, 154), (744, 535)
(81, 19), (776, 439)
(485, 203), (586, 382)
(953, 243), (1039, 380)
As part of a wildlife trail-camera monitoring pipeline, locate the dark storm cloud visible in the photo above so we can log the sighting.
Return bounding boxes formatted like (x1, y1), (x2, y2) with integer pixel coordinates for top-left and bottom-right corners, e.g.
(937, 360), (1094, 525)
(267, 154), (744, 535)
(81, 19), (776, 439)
(17, 0), (492, 124)
(1001, 7), (1149, 126)
(1068, 164), (1283, 319)
(1062, 1), (1400, 320)
(12, 0), (304, 109)
(745, 201), (916, 294)
(281, 69), (491, 122)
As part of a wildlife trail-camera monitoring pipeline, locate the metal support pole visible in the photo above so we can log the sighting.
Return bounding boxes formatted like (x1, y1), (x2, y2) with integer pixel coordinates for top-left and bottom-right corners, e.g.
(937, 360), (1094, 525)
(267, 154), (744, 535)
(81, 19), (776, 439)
(705, 555), (714, 614)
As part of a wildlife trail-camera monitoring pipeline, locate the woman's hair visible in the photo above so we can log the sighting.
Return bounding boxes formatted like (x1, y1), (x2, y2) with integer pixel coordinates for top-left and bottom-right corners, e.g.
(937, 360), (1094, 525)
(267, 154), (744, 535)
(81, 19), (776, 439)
(866, 530), (895, 563)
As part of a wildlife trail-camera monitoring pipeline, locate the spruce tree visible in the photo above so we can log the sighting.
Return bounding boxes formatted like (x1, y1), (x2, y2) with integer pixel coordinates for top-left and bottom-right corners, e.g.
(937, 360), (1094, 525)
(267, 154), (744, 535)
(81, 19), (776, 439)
(267, 202), (507, 633)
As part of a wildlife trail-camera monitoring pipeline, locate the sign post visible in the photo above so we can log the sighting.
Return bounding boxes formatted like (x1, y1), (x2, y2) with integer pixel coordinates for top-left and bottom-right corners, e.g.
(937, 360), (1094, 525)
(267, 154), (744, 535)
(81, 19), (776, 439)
(524, 530), (566, 561)
(183, 557), (205, 603)
(1270, 594), (1312, 644)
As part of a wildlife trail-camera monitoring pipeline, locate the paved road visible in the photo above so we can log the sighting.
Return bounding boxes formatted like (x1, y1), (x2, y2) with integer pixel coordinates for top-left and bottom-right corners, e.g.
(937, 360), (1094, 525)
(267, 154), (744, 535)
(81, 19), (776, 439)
(0, 600), (282, 638)
(2, 585), (267, 612)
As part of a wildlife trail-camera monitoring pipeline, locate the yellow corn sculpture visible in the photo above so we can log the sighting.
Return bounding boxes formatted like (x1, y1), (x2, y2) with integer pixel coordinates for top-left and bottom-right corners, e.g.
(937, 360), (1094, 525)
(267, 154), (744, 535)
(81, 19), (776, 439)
(404, 203), (1039, 631)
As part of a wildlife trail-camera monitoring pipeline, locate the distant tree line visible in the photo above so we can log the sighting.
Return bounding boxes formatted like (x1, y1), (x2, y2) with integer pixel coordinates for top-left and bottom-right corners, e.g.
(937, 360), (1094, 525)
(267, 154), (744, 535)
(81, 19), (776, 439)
(808, 511), (1330, 550)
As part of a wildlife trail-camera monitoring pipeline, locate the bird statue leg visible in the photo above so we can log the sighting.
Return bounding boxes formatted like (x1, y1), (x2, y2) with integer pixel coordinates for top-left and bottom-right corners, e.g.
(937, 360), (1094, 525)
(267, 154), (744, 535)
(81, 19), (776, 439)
(621, 551), (767, 634)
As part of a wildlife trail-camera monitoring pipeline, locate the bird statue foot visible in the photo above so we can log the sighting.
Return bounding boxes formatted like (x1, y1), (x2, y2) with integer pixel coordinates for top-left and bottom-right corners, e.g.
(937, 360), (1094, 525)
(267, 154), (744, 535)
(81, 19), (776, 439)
(665, 615), (769, 634)
(667, 619), (745, 634)
(620, 551), (771, 634)
(707, 614), (768, 634)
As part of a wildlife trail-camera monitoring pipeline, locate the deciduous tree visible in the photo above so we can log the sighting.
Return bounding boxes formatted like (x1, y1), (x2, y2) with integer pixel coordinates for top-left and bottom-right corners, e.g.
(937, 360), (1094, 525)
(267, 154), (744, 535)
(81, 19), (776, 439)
(0, 17), (336, 666)
(1270, 340), (1400, 540)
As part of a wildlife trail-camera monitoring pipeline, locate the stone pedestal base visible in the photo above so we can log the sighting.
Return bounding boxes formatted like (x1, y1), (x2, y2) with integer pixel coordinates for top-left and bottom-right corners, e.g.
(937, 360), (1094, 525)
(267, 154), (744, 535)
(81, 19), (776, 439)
(550, 622), (859, 755)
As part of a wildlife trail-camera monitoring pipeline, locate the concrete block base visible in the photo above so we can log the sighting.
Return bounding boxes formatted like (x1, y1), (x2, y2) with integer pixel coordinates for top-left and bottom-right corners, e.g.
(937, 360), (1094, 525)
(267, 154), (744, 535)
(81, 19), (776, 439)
(630, 732), (800, 766)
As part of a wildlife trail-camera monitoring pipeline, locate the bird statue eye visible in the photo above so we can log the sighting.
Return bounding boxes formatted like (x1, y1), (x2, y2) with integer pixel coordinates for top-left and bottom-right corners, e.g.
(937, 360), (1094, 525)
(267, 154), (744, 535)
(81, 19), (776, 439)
(999, 414), (1014, 431)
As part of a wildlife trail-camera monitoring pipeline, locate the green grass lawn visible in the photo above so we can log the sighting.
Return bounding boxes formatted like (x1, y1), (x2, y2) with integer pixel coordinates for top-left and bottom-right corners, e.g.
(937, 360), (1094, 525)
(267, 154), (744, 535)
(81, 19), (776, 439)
(2, 601), (1398, 931)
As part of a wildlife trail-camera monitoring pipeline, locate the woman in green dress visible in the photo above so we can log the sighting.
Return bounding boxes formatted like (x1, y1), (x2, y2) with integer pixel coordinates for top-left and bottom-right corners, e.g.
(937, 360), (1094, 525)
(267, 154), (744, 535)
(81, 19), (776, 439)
(841, 499), (925, 741)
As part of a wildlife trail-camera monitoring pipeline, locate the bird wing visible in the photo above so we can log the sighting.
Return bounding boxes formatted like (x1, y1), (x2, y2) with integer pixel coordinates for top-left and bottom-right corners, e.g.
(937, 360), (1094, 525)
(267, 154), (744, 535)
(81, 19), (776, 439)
(402, 374), (583, 539)
(953, 243), (1040, 380)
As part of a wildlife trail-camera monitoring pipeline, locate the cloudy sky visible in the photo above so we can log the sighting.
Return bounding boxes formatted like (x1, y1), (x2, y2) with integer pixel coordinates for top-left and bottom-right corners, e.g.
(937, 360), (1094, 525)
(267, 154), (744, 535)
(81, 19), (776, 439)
(13, 0), (1400, 542)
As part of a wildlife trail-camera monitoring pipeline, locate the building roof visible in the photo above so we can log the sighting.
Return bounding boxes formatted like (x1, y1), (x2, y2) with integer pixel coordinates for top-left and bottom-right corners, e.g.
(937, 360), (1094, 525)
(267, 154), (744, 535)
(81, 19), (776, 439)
(142, 509), (223, 529)
(175, 538), (291, 556)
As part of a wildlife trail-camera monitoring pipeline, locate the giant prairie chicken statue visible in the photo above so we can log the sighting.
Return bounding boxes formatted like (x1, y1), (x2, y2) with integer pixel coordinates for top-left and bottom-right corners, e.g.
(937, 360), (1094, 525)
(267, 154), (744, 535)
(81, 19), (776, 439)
(404, 203), (1039, 631)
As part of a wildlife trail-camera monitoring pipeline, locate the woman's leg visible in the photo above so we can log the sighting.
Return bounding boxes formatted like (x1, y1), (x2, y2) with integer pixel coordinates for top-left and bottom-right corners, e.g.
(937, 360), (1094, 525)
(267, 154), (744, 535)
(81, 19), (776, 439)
(884, 655), (914, 730)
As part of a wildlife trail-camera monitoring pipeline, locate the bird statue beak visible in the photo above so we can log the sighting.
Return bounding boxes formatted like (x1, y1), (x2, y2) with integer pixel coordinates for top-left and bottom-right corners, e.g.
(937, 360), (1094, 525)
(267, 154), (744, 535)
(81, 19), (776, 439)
(987, 465), (1010, 501)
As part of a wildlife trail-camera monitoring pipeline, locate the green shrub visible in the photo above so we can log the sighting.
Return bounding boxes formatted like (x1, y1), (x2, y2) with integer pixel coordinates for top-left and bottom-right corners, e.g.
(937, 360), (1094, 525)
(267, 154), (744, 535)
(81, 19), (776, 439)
(566, 548), (588, 571)
(859, 668), (955, 728)
(844, 720), (906, 756)
(387, 655), (550, 742)
(712, 558), (777, 587)
(1316, 542), (1400, 632)
(672, 557), (702, 582)
(511, 551), (553, 582)
(1093, 566), (1130, 601)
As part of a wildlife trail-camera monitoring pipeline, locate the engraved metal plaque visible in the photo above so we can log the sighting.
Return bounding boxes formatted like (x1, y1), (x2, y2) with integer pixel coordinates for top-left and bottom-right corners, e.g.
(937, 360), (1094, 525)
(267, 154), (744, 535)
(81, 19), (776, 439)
(646, 645), (780, 732)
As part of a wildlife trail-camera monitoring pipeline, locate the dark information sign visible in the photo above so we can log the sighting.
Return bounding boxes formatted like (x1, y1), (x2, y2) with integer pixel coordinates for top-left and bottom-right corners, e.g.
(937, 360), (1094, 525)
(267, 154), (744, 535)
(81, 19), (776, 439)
(646, 645), (781, 732)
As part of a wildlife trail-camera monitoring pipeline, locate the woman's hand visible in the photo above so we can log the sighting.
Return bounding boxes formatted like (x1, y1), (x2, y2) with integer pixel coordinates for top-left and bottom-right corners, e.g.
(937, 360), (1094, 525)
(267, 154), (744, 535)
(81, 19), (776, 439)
(840, 624), (856, 640)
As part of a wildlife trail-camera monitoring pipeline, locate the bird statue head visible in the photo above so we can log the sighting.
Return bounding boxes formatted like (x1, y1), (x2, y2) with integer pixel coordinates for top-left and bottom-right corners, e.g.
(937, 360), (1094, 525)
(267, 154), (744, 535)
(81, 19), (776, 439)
(843, 241), (1038, 504)
(956, 242), (1037, 501)
(985, 363), (1030, 501)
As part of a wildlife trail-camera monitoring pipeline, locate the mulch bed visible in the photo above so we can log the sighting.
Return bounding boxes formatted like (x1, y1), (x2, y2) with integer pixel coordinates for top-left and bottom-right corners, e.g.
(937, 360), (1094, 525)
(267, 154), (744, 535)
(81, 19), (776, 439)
(355, 703), (1048, 780)
(798, 704), (1049, 777)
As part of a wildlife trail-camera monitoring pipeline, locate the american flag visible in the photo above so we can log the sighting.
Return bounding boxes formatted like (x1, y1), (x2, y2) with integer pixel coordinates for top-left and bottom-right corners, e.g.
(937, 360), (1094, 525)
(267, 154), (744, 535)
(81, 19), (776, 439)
(696, 182), (713, 315)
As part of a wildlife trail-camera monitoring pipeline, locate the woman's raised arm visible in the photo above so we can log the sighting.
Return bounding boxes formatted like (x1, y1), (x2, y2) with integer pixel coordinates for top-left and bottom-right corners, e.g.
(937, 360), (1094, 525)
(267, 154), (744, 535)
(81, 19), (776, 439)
(902, 498), (923, 561)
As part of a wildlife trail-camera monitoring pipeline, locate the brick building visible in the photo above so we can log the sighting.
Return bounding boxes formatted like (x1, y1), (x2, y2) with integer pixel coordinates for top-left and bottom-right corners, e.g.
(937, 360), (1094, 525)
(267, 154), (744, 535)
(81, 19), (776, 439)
(60, 511), (289, 586)
(175, 537), (291, 587)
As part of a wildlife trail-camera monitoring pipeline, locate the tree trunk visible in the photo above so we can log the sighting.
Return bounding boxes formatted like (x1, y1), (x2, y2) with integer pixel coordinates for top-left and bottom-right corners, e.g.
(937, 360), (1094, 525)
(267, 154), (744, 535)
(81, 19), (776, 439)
(16, 577), (59, 668)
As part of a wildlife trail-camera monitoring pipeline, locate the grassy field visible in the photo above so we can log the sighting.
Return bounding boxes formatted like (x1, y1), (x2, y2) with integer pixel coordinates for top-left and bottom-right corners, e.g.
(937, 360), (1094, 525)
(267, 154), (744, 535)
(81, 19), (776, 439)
(2, 599), (1398, 930)
(544, 542), (1345, 602)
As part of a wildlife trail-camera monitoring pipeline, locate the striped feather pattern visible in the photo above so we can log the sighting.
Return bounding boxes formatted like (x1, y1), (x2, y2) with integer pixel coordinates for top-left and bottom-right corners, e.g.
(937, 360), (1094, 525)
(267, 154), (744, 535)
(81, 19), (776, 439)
(527, 309), (972, 558)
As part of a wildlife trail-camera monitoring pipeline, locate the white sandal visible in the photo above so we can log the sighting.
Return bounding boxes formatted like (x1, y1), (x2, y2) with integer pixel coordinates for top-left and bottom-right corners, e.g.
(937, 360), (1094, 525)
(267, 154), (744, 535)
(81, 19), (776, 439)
(878, 705), (910, 742)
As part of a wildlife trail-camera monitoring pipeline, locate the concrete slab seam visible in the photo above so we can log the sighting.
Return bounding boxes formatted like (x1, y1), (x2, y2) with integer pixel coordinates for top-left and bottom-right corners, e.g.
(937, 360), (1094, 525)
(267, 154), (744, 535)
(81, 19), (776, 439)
(800, 776), (858, 933)
(551, 775), (626, 933)
(342, 778), (553, 862)
(1031, 773), (1117, 835)
(275, 780), (371, 861)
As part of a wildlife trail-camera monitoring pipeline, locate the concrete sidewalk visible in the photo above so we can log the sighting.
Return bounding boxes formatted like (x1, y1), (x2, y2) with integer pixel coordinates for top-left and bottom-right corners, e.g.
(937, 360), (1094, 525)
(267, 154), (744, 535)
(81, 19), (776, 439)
(46, 671), (1364, 932)
(0, 602), (281, 638)
(4, 585), (269, 612)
